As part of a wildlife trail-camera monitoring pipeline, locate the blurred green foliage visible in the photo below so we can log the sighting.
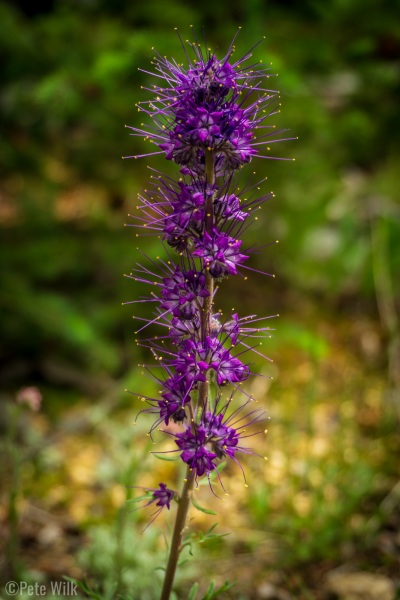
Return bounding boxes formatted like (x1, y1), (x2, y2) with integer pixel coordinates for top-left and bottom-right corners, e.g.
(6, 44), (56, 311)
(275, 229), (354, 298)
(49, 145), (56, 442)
(1, 0), (400, 596)
(1, 0), (399, 389)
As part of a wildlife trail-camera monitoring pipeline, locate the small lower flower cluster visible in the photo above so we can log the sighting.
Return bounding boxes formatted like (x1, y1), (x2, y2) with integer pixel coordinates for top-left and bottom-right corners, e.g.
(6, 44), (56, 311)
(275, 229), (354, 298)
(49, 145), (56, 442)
(125, 32), (289, 515)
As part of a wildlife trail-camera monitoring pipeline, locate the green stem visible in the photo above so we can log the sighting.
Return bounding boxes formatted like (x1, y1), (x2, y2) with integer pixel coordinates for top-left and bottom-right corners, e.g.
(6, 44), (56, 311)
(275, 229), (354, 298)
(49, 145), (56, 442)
(160, 470), (195, 600)
(199, 150), (215, 405)
(203, 149), (215, 314)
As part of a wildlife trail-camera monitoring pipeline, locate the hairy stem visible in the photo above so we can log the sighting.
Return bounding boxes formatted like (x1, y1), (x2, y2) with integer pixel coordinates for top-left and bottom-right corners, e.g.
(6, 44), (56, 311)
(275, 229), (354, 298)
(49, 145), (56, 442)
(203, 151), (215, 309)
(160, 469), (195, 600)
(199, 149), (215, 405)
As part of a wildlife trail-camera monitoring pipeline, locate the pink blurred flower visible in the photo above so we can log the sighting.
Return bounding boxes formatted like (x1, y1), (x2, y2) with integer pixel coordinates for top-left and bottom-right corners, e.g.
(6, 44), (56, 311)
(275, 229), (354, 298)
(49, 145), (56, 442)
(16, 386), (42, 411)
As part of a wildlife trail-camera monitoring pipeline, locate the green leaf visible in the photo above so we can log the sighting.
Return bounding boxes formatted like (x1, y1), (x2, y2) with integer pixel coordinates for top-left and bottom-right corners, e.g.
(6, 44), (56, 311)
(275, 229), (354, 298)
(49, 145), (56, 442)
(191, 498), (217, 515)
(204, 523), (218, 536)
(63, 577), (103, 600)
(201, 579), (236, 599)
(198, 523), (229, 543)
(188, 582), (199, 600)
(181, 541), (193, 553)
(153, 454), (179, 461)
(203, 580), (215, 598)
(126, 494), (151, 504)
(162, 531), (169, 551)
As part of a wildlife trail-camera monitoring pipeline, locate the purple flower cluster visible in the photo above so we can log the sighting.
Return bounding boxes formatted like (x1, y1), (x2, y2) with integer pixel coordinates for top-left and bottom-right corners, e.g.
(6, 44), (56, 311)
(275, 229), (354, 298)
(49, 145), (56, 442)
(126, 37), (293, 176)
(126, 33), (288, 499)
(173, 406), (264, 477)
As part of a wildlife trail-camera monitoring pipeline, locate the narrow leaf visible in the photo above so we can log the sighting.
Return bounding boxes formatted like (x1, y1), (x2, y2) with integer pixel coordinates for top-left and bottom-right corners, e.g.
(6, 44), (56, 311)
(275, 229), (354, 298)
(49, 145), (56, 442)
(63, 577), (102, 600)
(202, 580), (215, 599)
(126, 494), (151, 504)
(207, 580), (236, 599)
(188, 582), (198, 600)
(153, 454), (179, 462)
(191, 498), (217, 515)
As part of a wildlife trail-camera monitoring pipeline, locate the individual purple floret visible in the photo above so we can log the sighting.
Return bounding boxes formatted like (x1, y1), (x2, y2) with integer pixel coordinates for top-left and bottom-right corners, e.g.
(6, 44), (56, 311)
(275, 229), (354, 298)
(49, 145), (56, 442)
(171, 182), (205, 228)
(214, 193), (248, 223)
(193, 229), (248, 278)
(161, 375), (192, 406)
(172, 339), (209, 384)
(160, 267), (210, 320)
(152, 483), (175, 509)
(209, 346), (250, 385)
(128, 482), (177, 533)
(169, 315), (200, 339)
(191, 335), (250, 385)
(157, 375), (192, 425)
(185, 107), (223, 146)
(158, 399), (186, 426)
(215, 312), (240, 344)
(131, 482), (176, 510)
(175, 54), (238, 100)
(175, 427), (217, 477)
(202, 412), (239, 459)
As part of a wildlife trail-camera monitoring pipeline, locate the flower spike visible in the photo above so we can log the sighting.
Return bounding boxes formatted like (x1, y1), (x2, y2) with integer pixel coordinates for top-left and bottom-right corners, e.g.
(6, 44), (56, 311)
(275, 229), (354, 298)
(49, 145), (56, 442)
(125, 30), (291, 599)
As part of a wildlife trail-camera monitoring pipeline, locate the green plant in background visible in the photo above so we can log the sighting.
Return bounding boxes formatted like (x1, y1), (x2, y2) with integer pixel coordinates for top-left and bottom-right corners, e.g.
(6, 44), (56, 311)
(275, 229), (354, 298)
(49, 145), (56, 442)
(1, 1), (400, 597)
(1, 0), (399, 387)
(1, 388), (42, 583)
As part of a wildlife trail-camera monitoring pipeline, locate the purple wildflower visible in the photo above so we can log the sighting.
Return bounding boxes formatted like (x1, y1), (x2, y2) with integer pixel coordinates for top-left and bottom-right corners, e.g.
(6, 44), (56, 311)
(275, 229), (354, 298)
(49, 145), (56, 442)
(125, 31), (291, 600)
(171, 182), (205, 227)
(216, 312), (240, 344)
(169, 315), (200, 339)
(159, 375), (192, 425)
(214, 193), (248, 222)
(202, 412), (239, 459)
(199, 404), (267, 466)
(161, 267), (210, 320)
(167, 400), (267, 482)
(129, 483), (177, 531)
(151, 482), (175, 509)
(172, 339), (209, 384)
(126, 31), (289, 509)
(210, 347), (250, 385)
(175, 427), (217, 477)
(193, 229), (248, 278)
(125, 39), (295, 174)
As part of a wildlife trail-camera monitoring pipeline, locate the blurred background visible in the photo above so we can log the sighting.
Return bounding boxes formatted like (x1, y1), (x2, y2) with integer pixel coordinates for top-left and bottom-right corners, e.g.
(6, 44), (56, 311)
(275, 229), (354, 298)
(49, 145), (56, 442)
(1, 0), (399, 598)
